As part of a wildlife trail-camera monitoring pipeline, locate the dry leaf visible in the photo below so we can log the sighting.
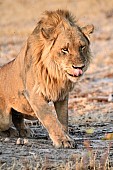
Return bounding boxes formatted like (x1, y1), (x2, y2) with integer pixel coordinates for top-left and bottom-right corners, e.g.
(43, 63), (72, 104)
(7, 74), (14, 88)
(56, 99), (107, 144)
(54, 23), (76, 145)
(86, 128), (94, 134)
(102, 133), (113, 140)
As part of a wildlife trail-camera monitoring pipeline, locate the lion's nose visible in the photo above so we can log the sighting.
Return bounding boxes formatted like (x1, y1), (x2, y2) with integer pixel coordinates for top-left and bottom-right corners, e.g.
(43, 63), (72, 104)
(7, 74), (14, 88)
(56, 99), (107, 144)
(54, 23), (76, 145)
(72, 64), (85, 70)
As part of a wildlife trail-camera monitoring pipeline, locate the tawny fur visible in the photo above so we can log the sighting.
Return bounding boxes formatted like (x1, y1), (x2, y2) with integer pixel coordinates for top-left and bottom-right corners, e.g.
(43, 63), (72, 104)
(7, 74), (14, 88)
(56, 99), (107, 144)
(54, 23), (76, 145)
(0, 10), (94, 148)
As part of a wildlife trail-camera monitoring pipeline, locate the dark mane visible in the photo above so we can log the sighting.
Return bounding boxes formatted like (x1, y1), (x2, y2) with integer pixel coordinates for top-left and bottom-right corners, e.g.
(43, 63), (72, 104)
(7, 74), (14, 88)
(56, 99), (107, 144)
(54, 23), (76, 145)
(44, 9), (76, 26)
(32, 9), (76, 35)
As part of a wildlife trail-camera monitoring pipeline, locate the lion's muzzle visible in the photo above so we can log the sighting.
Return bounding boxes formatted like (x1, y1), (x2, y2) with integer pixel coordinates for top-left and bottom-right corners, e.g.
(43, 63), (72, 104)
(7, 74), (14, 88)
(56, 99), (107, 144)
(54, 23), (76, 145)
(67, 64), (85, 77)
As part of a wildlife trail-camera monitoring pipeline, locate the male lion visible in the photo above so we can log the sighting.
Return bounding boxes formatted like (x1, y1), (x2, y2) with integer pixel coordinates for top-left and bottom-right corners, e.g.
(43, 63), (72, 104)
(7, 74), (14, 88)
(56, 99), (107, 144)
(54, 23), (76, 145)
(0, 10), (94, 148)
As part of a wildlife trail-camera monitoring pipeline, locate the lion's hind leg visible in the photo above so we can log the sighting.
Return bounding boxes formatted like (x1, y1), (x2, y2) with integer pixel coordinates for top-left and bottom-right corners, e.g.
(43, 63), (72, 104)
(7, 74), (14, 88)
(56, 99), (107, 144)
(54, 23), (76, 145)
(0, 104), (17, 137)
(0, 98), (12, 132)
(0, 110), (11, 131)
(0, 97), (20, 137)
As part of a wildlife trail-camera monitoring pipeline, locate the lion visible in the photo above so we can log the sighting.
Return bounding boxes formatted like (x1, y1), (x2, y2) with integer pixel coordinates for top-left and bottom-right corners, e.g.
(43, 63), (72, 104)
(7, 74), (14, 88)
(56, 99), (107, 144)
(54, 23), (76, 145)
(0, 9), (94, 148)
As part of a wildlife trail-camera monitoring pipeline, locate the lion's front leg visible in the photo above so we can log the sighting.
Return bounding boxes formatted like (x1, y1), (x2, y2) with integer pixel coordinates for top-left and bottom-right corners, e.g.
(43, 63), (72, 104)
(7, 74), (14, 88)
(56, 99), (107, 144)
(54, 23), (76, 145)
(25, 92), (75, 148)
(54, 96), (68, 133)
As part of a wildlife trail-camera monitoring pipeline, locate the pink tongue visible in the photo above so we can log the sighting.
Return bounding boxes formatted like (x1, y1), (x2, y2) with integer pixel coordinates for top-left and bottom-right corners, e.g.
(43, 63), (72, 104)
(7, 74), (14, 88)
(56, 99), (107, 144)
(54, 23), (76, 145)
(73, 69), (83, 77)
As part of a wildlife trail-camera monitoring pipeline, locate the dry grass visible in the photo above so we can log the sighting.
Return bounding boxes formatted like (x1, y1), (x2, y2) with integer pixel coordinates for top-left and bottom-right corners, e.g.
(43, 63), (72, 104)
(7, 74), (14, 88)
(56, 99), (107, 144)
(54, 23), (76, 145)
(0, 145), (111, 170)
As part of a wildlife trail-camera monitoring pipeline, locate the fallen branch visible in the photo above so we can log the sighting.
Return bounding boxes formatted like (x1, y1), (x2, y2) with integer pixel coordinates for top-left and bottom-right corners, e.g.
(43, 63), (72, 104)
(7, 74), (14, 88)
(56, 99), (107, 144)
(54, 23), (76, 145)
(88, 94), (113, 102)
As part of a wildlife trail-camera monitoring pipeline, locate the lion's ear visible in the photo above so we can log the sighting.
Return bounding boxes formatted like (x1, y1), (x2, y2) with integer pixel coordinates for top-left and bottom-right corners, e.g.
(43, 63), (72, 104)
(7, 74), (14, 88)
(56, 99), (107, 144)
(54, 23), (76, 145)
(81, 24), (94, 36)
(41, 27), (54, 39)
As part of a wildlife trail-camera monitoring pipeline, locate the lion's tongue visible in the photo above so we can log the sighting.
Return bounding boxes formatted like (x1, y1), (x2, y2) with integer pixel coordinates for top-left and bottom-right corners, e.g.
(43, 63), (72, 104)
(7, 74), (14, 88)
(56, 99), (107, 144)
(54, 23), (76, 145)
(73, 69), (83, 77)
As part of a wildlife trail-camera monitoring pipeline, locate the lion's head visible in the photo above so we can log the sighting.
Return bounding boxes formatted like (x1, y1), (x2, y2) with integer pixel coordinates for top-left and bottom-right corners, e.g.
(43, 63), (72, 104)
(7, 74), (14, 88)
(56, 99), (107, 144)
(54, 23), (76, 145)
(27, 10), (94, 101)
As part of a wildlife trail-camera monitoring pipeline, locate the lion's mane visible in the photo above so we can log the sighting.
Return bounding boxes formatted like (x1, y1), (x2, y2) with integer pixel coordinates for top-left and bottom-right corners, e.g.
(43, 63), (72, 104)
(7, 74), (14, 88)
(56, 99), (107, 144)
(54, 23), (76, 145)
(23, 10), (91, 102)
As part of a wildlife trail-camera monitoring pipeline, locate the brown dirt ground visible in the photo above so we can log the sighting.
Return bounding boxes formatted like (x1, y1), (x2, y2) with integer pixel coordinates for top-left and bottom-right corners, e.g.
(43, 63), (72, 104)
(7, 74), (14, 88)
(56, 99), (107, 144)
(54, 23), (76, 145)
(0, 0), (113, 169)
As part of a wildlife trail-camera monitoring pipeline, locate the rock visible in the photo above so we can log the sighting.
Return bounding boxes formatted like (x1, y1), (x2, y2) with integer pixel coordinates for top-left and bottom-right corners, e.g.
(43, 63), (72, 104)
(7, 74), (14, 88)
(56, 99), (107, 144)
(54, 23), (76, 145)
(4, 138), (10, 142)
(16, 138), (23, 145)
(16, 138), (29, 145)
(23, 138), (29, 145)
(108, 94), (113, 102)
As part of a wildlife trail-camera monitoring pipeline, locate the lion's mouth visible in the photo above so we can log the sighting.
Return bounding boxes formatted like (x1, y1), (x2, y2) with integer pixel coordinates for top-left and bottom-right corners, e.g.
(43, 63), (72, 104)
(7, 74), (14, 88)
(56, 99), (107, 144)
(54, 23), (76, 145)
(67, 68), (83, 77)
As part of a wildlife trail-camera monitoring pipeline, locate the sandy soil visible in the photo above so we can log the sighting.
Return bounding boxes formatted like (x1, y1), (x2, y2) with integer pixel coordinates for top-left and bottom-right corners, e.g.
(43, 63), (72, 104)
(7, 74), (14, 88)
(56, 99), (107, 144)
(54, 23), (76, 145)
(0, 0), (113, 169)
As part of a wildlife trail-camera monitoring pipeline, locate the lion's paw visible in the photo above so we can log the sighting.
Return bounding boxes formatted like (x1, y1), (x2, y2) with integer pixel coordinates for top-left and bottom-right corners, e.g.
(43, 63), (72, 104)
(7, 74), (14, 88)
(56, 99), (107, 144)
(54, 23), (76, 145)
(52, 134), (77, 149)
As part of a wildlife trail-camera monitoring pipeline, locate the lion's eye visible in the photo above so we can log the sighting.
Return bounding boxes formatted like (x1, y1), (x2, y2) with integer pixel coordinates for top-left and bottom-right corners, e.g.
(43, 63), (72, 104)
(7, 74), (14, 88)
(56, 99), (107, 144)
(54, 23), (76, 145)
(61, 48), (69, 54)
(80, 45), (86, 51)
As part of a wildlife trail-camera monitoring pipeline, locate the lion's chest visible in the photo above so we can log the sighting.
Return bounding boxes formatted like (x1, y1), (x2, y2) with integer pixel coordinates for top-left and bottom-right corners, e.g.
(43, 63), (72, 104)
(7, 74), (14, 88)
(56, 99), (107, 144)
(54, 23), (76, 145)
(39, 80), (74, 102)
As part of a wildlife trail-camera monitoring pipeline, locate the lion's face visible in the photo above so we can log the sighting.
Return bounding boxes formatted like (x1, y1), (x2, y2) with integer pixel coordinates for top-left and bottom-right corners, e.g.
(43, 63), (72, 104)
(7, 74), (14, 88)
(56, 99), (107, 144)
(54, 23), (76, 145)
(41, 24), (93, 83)
(52, 28), (90, 82)
(31, 10), (94, 84)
